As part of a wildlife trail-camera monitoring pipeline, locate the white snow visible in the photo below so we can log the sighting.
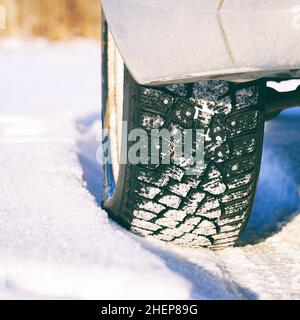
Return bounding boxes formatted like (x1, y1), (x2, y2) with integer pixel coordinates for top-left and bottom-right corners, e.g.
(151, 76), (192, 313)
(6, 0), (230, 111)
(0, 39), (300, 300)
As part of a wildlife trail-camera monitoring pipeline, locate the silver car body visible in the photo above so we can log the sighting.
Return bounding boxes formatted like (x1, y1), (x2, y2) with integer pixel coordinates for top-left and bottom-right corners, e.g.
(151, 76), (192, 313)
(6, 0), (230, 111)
(102, 0), (300, 85)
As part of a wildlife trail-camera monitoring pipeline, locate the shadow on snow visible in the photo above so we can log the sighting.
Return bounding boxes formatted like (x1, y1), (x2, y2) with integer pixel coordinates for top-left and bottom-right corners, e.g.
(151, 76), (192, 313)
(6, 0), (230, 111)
(76, 108), (300, 299)
(239, 108), (300, 245)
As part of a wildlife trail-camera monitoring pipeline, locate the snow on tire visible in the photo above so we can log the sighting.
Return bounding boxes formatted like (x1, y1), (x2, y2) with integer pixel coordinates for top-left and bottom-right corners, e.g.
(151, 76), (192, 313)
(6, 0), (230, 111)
(102, 66), (265, 250)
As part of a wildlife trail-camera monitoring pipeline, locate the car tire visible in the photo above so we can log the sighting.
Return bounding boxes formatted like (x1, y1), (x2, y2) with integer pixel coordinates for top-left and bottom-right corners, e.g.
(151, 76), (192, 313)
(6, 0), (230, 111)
(101, 21), (266, 250)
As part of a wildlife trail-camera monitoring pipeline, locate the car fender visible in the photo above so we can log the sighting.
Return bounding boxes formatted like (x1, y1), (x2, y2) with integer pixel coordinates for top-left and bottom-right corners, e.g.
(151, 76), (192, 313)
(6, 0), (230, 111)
(102, 0), (300, 85)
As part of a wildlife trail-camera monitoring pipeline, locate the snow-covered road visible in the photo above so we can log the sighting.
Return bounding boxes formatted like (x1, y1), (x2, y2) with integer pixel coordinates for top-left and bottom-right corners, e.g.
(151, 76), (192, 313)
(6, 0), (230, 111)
(0, 40), (300, 300)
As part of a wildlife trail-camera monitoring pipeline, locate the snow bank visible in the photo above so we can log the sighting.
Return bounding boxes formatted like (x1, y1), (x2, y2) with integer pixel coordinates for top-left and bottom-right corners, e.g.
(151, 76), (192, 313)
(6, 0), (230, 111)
(0, 39), (300, 300)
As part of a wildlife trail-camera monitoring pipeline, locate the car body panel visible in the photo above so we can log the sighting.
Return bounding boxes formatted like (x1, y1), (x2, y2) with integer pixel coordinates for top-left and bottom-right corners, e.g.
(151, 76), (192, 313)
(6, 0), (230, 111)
(102, 0), (300, 85)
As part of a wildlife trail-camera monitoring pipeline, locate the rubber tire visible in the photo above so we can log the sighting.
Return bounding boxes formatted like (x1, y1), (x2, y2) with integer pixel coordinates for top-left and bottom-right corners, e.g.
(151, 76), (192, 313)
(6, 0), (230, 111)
(103, 69), (266, 250)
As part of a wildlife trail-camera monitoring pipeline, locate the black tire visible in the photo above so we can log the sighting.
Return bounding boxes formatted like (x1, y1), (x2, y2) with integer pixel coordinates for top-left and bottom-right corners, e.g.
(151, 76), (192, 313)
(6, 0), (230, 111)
(101, 25), (266, 250)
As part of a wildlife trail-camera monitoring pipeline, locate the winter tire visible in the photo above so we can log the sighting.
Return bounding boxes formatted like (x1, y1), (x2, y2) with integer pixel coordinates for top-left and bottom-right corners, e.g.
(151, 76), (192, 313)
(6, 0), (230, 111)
(101, 22), (266, 250)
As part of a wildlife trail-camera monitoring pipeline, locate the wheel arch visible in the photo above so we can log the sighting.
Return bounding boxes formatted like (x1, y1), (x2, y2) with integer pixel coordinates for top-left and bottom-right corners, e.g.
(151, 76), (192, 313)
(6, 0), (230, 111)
(102, 0), (300, 85)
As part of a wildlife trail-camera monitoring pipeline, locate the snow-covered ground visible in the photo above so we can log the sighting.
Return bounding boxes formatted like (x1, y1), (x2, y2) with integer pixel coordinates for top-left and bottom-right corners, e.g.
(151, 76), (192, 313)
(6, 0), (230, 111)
(0, 39), (300, 300)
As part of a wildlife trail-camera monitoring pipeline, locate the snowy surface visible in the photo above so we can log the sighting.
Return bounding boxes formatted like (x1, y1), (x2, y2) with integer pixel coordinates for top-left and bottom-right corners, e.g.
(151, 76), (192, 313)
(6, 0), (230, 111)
(0, 39), (300, 300)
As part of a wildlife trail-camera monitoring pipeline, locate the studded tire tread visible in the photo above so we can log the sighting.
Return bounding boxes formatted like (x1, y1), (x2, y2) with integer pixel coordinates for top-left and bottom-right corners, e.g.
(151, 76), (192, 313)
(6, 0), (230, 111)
(103, 69), (265, 250)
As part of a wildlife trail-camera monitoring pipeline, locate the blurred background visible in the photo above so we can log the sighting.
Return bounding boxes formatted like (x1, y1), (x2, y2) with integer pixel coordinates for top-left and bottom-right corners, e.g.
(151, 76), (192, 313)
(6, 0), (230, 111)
(0, 0), (101, 40)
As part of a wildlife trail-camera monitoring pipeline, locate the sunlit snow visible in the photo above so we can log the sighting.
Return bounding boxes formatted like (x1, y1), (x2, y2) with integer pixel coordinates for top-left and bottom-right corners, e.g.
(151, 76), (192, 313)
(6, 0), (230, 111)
(0, 39), (300, 300)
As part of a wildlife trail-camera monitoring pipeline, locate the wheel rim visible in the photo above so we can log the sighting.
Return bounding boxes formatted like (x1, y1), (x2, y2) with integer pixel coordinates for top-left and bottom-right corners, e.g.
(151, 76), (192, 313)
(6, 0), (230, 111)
(105, 28), (124, 190)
